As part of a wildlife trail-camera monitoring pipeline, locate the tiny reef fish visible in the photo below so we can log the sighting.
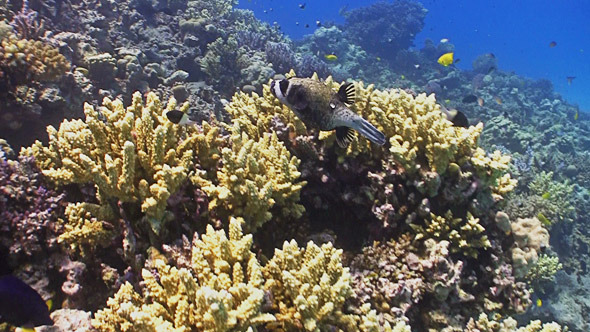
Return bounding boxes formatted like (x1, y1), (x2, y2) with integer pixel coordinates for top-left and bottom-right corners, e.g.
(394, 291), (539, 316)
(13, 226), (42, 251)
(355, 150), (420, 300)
(166, 110), (197, 125)
(324, 54), (338, 61)
(439, 104), (469, 128)
(437, 52), (454, 66)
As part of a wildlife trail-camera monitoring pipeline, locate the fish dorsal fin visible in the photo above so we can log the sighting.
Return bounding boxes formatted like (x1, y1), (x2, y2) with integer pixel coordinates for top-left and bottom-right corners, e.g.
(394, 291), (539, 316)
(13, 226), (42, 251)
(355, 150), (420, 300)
(337, 82), (356, 106)
(335, 126), (355, 148)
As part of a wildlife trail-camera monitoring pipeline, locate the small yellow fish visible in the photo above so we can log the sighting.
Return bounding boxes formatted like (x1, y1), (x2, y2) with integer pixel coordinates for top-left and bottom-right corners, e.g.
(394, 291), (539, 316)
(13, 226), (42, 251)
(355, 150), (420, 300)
(437, 52), (454, 66)
(541, 192), (550, 199)
(575, 110), (579, 120)
(400, 75), (405, 80)
(536, 298), (543, 307)
(537, 213), (551, 226)
(445, 99), (451, 104)
(376, 57), (381, 61)
(324, 54), (338, 61)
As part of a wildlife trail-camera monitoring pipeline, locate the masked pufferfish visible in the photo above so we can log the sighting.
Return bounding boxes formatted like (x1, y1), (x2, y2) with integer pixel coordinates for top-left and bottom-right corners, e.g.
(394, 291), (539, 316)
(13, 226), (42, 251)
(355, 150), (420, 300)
(271, 77), (386, 148)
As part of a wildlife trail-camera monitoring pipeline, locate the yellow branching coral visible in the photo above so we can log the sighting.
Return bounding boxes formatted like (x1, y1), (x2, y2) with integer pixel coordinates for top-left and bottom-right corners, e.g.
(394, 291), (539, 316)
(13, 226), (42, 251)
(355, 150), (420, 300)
(0, 34), (69, 82)
(345, 82), (482, 173)
(58, 202), (115, 256)
(471, 148), (517, 198)
(23, 92), (216, 238)
(192, 127), (305, 232)
(226, 74), (514, 195)
(224, 88), (307, 142)
(412, 211), (491, 258)
(92, 217), (276, 332)
(262, 239), (354, 332)
(466, 313), (565, 332)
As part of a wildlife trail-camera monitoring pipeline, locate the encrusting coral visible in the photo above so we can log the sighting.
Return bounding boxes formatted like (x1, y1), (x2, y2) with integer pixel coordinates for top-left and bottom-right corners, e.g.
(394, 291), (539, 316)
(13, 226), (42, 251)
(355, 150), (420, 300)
(510, 216), (550, 278)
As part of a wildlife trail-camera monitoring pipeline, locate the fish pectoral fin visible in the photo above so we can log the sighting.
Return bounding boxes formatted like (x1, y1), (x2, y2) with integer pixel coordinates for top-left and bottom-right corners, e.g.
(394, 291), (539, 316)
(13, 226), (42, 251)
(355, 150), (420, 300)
(337, 82), (356, 106)
(335, 126), (355, 148)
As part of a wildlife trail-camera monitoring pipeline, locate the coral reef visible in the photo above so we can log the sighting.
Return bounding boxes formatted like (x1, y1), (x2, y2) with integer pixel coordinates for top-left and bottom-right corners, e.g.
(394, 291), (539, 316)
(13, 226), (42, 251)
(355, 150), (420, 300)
(506, 171), (575, 225)
(0, 34), (68, 83)
(221, 76), (529, 330)
(262, 239), (354, 331)
(341, 0), (427, 61)
(466, 313), (565, 332)
(92, 218), (276, 332)
(0, 156), (64, 262)
(24, 92), (198, 245)
(0, 0), (585, 328)
(192, 128), (305, 232)
(92, 218), (372, 332)
(0, 31), (70, 144)
(510, 217), (550, 278)
(524, 254), (562, 294)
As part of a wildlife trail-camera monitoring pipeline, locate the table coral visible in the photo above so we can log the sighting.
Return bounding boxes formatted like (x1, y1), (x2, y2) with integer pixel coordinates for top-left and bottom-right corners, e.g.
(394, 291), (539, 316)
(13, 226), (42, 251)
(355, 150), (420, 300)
(92, 217), (276, 332)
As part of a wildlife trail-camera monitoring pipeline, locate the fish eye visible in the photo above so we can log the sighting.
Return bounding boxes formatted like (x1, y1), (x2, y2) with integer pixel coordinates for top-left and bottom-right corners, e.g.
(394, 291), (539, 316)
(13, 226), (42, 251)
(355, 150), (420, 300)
(279, 79), (289, 96)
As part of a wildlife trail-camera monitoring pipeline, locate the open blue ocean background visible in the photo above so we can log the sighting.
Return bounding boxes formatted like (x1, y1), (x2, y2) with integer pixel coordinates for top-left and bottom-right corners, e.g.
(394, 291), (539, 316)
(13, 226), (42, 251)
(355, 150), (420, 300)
(239, 0), (590, 112)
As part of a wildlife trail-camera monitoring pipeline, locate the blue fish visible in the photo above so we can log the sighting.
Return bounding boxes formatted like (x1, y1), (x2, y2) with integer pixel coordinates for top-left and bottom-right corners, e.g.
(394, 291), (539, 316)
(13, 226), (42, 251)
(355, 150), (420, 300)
(0, 275), (53, 328)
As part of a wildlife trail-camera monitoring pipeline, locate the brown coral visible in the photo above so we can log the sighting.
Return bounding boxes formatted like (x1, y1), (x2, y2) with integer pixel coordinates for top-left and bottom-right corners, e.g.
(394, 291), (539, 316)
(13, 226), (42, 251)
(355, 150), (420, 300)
(0, 34), (69, 83)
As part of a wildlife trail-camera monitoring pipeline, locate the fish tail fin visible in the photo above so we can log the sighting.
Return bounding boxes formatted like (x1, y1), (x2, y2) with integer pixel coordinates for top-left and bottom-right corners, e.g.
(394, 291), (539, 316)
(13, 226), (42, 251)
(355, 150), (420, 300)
(351, 117), (386, 145)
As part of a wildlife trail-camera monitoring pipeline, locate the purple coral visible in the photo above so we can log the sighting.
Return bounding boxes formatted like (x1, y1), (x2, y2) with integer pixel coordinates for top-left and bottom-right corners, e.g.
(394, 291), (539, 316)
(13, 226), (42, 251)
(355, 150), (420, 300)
(0, 156), (65, 261)
(265, 41), (297, 75)
(296, 53), (330, 78)
(10, 0), (47, 40)
(237, 31), (268, 50)
(341, 0), (427, 60)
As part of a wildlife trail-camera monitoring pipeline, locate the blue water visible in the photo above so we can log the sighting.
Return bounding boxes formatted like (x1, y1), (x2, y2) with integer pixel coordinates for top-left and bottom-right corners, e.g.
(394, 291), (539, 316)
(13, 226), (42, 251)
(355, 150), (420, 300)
(238, 0), (590, 112)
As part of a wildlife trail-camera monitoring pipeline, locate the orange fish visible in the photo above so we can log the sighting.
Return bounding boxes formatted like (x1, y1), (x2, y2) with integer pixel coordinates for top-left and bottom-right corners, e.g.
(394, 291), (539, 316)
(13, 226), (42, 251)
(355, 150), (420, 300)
(477, 97), (484, 107)
(549, 41), (557, 48)
(494, 96), (502, 105)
